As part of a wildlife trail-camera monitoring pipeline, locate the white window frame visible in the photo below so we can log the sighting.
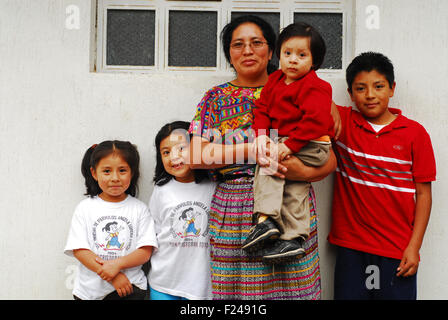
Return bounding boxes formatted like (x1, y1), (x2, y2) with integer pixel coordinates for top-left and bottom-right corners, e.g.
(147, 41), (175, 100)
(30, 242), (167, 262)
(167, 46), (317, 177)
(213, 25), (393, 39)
(93, 0), (354, 74)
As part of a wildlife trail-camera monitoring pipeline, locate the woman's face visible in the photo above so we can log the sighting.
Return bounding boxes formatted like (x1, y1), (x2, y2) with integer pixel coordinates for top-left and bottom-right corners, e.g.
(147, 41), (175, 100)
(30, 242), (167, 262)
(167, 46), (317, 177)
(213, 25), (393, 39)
(229, 22), (273, 82)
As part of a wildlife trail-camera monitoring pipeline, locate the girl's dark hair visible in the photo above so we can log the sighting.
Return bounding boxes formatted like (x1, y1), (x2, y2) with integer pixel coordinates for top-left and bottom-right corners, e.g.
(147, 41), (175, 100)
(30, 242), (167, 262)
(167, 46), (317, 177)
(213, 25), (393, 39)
(153, 121), (208, 186)
(221, 15), (277, 74)
(81, 140), (140, 197)
(276, 22), (326, 71)
(346, 51), (395, 93)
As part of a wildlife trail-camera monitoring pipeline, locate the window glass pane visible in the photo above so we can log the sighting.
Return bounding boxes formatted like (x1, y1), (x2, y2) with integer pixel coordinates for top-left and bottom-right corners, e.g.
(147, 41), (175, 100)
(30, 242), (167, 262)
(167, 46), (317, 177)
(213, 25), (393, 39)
(231, 12), (280, 70)
(294, 12), (343, 69)
(106, 9), (155, 66)
(168, 11), (217, 67)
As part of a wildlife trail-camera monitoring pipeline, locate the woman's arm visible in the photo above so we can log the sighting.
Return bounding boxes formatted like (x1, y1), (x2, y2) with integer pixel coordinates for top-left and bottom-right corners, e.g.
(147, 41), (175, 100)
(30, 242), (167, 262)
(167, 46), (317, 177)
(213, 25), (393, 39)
(189, 136), (247, 169)
(281, 148), (337, 182)
(189, 135), (288, 178)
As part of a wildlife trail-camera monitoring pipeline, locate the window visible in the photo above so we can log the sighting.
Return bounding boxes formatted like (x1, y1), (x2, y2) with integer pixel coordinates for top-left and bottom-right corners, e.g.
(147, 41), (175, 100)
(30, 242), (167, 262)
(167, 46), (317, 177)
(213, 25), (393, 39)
(106, 9), (156, 66)
(168, 10), (218, 67)
(94, 0), (353, 73)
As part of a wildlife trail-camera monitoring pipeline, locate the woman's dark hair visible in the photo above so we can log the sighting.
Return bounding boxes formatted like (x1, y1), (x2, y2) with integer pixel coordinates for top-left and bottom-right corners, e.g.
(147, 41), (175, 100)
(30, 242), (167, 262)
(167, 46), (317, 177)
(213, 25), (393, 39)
(81, 140), (140, 197)
(221, 15), (277, 74)
(276, 22), (326, 71)
(153, 121), (208, 186)
(346, 51), (395, 93)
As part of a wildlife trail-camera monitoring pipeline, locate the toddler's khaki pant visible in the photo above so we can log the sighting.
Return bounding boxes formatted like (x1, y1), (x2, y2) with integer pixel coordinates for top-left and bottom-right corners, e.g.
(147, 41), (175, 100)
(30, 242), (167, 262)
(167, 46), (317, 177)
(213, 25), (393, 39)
(253, 138), (330, 240)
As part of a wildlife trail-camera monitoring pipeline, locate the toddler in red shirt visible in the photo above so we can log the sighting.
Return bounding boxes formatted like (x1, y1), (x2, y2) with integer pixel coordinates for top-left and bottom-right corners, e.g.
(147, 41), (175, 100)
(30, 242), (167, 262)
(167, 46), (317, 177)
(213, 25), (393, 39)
(242, 22), (334, 263)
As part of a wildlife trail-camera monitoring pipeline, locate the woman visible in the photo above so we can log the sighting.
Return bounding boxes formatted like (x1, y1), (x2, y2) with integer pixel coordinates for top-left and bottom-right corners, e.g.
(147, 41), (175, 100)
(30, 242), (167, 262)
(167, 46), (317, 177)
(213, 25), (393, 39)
(189, 15), (337, 300)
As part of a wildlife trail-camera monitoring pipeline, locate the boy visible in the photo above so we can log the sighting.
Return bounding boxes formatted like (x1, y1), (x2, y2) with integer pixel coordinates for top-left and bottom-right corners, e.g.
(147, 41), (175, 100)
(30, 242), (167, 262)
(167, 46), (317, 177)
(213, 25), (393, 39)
(328, 52), (436, 299)
(242, 22), (334, 263)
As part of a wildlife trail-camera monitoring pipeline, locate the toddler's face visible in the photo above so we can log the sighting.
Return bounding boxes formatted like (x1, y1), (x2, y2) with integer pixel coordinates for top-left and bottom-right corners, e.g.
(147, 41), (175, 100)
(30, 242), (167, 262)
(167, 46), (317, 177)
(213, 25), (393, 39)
(279, 36), (313, 84)
(349, 69), (396, 124)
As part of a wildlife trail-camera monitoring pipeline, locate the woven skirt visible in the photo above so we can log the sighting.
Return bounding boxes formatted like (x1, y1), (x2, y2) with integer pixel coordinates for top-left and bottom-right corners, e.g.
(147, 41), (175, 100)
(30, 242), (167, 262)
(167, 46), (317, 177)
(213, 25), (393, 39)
(209, 176), (321, 300)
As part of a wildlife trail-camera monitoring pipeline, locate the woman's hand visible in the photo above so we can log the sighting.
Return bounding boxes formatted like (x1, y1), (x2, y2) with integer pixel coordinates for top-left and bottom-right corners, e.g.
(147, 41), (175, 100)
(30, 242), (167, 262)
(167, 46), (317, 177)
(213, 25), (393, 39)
(252, 135), (273, 160)
(279, 149), (337, 182)
(257, 154), (287, 179)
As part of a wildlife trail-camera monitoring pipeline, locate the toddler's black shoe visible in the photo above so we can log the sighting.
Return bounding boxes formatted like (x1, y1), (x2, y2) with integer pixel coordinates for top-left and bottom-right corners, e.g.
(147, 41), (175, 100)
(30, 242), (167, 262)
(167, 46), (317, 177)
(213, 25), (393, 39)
(262, 238), (306, 264)
(241, 218), (280, 253)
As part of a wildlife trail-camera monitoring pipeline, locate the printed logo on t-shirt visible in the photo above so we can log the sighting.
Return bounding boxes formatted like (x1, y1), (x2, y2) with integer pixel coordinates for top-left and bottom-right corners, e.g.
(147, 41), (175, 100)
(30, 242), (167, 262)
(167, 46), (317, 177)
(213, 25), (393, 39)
(92, 216), (134, 259)
(168, 201), (209, 248)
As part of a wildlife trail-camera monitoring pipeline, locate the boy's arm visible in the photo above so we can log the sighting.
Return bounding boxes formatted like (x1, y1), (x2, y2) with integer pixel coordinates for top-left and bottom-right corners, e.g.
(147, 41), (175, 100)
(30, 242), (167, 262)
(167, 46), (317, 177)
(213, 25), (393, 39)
(397, 182), (432, 277)
(331, 101), (342, 140)
(96, 246), (153, 281)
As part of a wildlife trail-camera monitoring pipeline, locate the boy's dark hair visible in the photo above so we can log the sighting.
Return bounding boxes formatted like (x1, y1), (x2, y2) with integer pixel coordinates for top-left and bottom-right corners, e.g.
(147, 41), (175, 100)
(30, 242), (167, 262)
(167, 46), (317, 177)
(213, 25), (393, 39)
(81, 140), (140, 197)
(153, 121), (208, 186)
(221, 14), (277, 74)
(276, 22), (326, 71)
(346, 52), (395, 93)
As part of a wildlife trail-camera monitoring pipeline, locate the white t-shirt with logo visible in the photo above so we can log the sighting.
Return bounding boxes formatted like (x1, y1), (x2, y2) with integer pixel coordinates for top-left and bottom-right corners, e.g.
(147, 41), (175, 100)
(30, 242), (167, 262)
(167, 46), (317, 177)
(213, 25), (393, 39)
(148, 179), (217, 300)
(64, 195), (158, 300)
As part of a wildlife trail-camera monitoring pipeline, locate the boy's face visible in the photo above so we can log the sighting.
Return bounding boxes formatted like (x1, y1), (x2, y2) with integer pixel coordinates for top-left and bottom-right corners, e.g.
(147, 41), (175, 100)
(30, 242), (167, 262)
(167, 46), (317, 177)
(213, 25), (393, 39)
(279, 36), (313, 84)
(349, 70), (396, 124)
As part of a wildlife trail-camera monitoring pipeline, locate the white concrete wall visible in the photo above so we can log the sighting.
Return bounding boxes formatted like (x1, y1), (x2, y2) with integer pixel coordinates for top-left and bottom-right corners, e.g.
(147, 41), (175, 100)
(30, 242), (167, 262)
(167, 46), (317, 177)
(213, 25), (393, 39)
(0, 0), (446, 299)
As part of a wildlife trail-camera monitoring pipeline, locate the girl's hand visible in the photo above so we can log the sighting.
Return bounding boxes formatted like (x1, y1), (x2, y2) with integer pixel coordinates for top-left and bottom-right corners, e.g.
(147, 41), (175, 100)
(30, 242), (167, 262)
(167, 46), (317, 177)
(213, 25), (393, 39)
(396, 245), (419, 277)
(96, 257), (122, 282)
(111, 272), (133, 297)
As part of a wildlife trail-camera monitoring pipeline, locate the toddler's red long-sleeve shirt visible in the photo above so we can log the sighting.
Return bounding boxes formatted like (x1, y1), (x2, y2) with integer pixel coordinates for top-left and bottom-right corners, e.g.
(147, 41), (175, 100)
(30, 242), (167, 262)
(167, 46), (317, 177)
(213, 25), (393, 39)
(253, 69), (334, 153)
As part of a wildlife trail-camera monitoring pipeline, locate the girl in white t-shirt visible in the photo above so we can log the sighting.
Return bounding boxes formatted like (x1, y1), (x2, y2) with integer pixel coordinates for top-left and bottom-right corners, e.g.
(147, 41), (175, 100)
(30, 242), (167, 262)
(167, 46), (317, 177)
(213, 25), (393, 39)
(148, 121), (216, 300)
(64, 140), (158, 300)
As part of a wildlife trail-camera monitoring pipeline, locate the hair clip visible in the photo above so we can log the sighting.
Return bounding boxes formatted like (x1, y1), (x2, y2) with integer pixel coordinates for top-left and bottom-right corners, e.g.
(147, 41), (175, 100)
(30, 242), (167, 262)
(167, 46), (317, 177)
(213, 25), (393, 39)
(91, 144), (98, 149)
